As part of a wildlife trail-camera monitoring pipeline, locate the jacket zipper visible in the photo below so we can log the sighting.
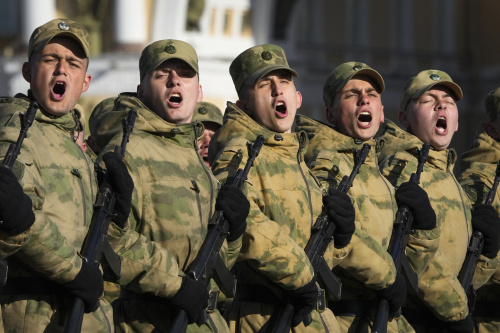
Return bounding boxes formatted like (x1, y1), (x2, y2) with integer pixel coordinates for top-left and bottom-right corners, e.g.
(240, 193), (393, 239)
(71, 168), (86, 225)
(447, 152), (471, 238)
(191, 180), (204, 230)
(297, 145), (314, 227)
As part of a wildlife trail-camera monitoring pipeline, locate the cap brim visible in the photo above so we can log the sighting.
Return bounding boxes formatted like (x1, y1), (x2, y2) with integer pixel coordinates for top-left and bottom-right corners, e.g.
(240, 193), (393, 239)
(245, 65), (299, 88)
(350, 68), (385, 93)
(44, 32), (90, 58)
(413, 81), (463, 102)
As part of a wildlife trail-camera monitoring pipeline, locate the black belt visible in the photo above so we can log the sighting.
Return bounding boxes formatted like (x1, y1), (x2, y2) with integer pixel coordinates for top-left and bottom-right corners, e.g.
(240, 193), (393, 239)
(0, 277), (66, 295)
(329, 299), (378, 318)
(473, 301), (500, 318)
(233, 284), (283, 305)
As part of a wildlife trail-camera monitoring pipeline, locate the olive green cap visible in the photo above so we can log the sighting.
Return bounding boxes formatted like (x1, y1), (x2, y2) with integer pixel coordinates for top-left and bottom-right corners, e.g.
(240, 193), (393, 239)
(400, 69), (463, 110)
(28, 18), (90, 60)
(192, 101), (223, 127)
(485, 87), (500, 121)
(229, 44), (298, 95)
(139, 39), (198, 81)
(323, 62), (385, 107)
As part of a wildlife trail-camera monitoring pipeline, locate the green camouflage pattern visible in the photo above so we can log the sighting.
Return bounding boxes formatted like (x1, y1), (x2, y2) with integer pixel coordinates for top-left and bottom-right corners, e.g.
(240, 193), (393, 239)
(94, 93), (232, 332)
(399, 69), (463, 110)
(297, 115), (438, 333)
(28, 18), (90, 59)
(139, 39), (199, 81)
(458, 131), (500, 332)
(322, 62), (385, 107)
(192, 101), (223, 127)
(229, 44), (298, 95)
(0, 94), (112, 331)
(484, 87), (500, 122)
(378, 119), (487, 325)
(208, 103), (347, 332)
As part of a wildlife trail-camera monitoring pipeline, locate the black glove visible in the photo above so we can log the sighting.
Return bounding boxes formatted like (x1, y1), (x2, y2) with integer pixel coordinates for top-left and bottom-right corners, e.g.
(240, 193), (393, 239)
(439, 315), (474, 333)
(471, 204), (500, 259)
(62, 260), (103, 313)
(286, 278), (318, 327)
(395, 181), (436, 230)
(376, 272), (406, 316)
(0, 167), (35, 235)
(170, 275), (209, 324)
(216, 184), (250, 242)
(323, 188), (355, 248)
(102, 152), (134, 229)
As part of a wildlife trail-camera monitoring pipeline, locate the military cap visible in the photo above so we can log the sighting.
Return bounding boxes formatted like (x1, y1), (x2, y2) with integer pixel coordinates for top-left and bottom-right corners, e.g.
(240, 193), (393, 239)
(229, 44), (298, 95)
(139, 39), (198, 81)
(192, 101), (223, 127)
(485, 87), (500, 121)
(28, 18), (90, 60)
(73, 104), (86, 132)
(400, 69), (463, 110)
(323, 62), (385, 107)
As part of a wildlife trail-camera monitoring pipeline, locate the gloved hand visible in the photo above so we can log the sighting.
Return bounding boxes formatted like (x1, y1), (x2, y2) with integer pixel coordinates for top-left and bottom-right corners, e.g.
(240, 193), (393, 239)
(395, 181), (436, 230)
(471, 204), (500, 259)
(323, 188), (355, 248)
(439, 314), (474, 333)
(170, 275), (209, 324)
(286, 278), (318, 327)
(0, 167), (35, 235)
(102, 152), (134, 229)
(62, 260), (104, 313)
(216, 184), (250, 242)
(376, 272), (406, 316)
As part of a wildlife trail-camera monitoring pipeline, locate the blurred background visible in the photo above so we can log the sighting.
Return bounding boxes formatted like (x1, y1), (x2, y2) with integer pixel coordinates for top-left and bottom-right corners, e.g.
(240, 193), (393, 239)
(0, 0), (499, 160)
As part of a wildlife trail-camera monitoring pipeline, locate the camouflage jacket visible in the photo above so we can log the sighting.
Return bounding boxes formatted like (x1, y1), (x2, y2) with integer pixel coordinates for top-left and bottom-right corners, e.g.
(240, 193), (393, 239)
(296, 115), (439, 302)
(0, 94), (97, 282)
(378, 120), (498, 321)
(208, 103), (350, 291)
(96, 93), (236, 299)
(459, 131), (500, 288)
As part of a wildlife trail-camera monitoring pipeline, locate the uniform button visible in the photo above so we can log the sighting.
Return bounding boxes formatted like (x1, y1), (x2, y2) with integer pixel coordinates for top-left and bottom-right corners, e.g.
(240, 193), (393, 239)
(274, 134), (283, 141)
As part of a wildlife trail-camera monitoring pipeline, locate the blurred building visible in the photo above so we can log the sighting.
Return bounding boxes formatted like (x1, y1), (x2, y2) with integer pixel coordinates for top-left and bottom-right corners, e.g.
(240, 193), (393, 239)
(0, 0), (499, 158)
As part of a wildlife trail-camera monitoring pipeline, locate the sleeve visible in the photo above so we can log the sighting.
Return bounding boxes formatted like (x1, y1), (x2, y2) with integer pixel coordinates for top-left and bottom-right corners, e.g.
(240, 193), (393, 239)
(308, 149), (397, 289)
(212, 148), (315, 290)
(1, 144), (84, 283)
(380, 152), (468, 321)
(105, 148), (183, 298)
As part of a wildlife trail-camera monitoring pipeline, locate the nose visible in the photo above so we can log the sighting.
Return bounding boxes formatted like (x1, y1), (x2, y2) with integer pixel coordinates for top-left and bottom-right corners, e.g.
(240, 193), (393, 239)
(167, 70), (181, 87)
(358, 92), (370, 105)
(436, 98), (447, 110)
(54, 60), (67, 75)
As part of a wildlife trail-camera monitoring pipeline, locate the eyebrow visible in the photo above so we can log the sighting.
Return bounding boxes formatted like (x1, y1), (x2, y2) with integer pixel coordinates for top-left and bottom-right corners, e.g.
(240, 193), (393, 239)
(41, 53), (84, 65)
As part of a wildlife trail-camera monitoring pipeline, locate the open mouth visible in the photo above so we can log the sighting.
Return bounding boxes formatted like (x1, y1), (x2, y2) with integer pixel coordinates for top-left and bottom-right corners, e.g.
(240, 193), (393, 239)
(436, 116), (447, 133)
(52, 81), (66, 99)
(358, 111), (372, 126)
(275, 101), (288, 118)
(169, 93), (183, 104)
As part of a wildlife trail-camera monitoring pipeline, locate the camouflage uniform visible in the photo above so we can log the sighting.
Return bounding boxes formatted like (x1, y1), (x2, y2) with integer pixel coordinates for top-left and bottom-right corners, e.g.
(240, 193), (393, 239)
(209, 103), (346, 333)
(296, 115), (439, 333)
(94, 93), (233, 333)
(378, 119), (499, 332)
(0, 95), (113, 332)
(459, 130), (500, 332)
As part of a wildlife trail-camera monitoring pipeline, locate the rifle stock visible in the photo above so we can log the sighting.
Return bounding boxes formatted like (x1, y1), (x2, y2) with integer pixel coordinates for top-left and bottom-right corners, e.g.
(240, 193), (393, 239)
(64, 109), (137, 333)
(457, 160), (500, 312)
(0, 100), (38, 287)
(372, 143), (430, 333)
(170, 135), (264, 332)
(271, 143), (371, 333)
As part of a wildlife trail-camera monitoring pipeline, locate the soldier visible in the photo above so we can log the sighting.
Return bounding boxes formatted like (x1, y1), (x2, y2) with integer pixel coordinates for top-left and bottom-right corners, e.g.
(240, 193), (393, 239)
(0, 18), (133, 332)
(73, 105), (87, 152)
(192, 101), (223, 167)
(295, 62), (438, 333)
(378, 70), (500, 332)
(208, 44), (356, 332)
(459, 86), (500, 332)
(91, 39), (249, 332)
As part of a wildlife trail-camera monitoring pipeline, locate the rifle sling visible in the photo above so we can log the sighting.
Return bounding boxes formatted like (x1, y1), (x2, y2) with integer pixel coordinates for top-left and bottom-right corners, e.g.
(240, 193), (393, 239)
(328, 299), (378, 318)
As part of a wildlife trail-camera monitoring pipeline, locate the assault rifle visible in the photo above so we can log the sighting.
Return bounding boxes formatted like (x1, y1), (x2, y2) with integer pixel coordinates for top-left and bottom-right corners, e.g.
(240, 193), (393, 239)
(372, 143), (430, 333)
(458, 160), (500, 312)
(0, 100), (38, 287)
(272, 143), (371, 333)
(170, 135), (265, 332)
(64, 109), (137, 333)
